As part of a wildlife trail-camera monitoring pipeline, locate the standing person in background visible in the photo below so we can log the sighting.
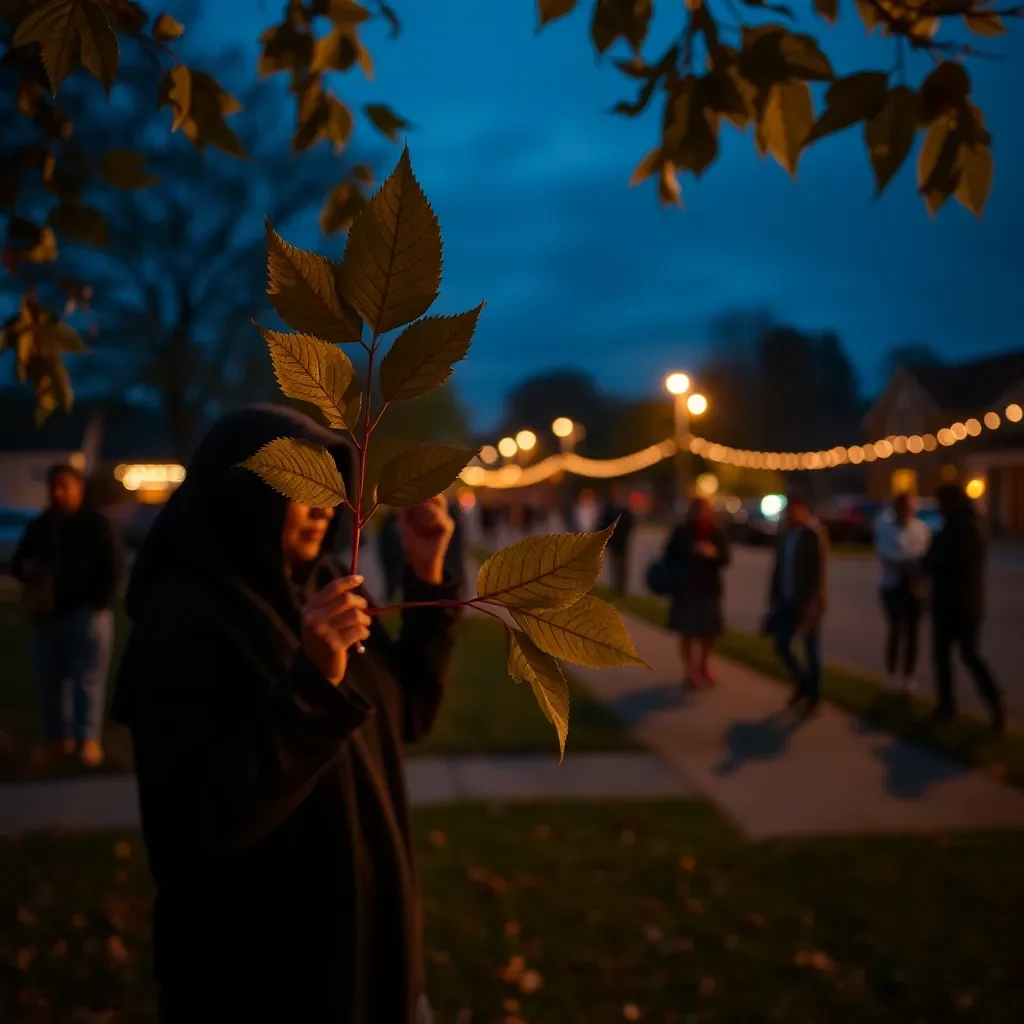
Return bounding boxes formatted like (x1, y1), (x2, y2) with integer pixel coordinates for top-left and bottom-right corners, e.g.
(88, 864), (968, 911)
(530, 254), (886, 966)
(601, 482), (636, 595)
(574, 488), (601, 533)
(874, 493), (931, 694)
(663, 497), (730, 688)
(444, 495), (467, 598)
(11, 463), (122, 768)
(925, 483), (1006, 733)
(766, 492), (827, 717)
(377, 509), (405, 603)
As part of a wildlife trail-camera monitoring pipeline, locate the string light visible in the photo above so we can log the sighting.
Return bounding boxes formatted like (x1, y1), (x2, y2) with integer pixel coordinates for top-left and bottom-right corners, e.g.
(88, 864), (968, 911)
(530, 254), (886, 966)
(461, 401), (1021, 489)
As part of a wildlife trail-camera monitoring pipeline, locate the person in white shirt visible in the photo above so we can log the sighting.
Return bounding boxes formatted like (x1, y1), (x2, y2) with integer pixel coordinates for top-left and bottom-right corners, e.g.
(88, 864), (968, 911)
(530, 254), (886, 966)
(874, 493), (931, 693)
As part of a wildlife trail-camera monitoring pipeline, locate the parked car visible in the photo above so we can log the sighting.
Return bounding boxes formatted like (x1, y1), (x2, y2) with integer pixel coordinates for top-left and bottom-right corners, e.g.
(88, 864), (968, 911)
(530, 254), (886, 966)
(0, 507), (36, 572)
(817, 496), (883, 545)
(742, 498), (784, 546)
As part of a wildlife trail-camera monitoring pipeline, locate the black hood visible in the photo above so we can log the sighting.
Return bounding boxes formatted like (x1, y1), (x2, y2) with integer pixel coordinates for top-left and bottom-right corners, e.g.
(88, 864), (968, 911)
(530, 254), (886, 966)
(124, 404), (355, 625)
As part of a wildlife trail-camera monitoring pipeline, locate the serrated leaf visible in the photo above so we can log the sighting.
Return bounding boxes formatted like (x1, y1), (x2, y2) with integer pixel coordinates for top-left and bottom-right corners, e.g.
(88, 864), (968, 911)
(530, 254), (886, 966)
(864, 86), (918, 194)
(507, 630), (569, 758)
(312, 25), (368, 75)
(591, 0), (651, 55)
(99, 149), (158, 189)
(159, 68), (245, 156)
(813, 0), (838, 23)
(242, 437), (346, 508)
(919, 61), (971, 123)
(14, 0), (119, 96)
(760, 81), (812, 176)
(261, 328), (354, 430)
(364, 103), (410, 141)
(806, 72), (888, 143)
(375, 444), (478, 508)
(340, 147), (442, 335)
(379, 305), (483, 402)
(512, 595), (648, 669)
(152, 12), (184, 41)
(538, 0), (578, 28)
(23, 225), (59, 263)
(266, 222), (362, 344)
(629, 148), (662, 186)
(955, 144), (992, 218)
(477, 527), (613, 610)
(330, 0), (372, 24)
(43, 321), (88, 354)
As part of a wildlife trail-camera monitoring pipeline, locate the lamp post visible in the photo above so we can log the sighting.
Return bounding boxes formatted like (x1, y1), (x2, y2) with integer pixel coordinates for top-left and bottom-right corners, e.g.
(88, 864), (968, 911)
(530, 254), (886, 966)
(664, 372), (708, 510)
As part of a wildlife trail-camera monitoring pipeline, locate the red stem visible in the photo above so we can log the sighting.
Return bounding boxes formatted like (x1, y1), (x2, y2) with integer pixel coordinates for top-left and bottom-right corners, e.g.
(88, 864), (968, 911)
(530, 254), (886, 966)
(369, 598), (474, 616)
(350, 334), (379, 576)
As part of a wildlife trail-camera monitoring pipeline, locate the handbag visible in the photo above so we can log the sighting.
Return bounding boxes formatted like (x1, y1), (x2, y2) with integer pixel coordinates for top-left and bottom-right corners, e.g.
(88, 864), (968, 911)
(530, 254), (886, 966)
(646, 557), (687, 597)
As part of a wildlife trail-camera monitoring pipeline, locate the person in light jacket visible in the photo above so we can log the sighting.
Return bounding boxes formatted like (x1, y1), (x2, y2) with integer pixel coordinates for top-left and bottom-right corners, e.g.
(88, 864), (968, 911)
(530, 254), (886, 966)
(874, 493), (931, 694)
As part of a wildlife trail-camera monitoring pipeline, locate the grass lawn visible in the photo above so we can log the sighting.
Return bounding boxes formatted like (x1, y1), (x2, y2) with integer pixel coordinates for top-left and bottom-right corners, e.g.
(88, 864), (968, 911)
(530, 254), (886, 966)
(602, 588), (1024, 791)
(2, 800), (1022, 1022)
(0, 603), (629, 778)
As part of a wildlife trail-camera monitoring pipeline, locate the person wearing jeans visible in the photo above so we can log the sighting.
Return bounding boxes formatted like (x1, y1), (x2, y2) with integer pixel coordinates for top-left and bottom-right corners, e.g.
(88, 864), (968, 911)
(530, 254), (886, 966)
(12, 463), (122, 768)
(766, 492), (827, 717)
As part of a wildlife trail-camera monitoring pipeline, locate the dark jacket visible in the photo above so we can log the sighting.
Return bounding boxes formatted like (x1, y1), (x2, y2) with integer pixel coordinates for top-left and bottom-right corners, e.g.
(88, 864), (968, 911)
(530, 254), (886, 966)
(110, 406), (459, 1024)
(770, 523), (825, 619)
(925, 505), (986, 623)
(664, 521), (730, 599)
(601, 502), (635, 552)
(11, 506), (121, 617)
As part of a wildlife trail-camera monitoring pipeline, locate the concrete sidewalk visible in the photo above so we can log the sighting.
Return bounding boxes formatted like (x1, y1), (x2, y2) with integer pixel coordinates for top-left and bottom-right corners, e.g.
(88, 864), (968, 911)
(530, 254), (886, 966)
(0, 752), (690, 836)
(576, 611), (1024, 839)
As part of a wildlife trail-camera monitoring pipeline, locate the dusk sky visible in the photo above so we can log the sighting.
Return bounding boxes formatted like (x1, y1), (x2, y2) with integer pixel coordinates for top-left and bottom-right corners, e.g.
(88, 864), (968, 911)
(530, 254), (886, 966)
(204, 1), (1024, 427)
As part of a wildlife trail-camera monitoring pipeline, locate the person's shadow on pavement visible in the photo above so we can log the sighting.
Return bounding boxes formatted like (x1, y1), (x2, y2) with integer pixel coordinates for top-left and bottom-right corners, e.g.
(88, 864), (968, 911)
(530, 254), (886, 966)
(853, 719), (968, 799)
(714, 711), (803, 776)
(606, 683), (692, 726)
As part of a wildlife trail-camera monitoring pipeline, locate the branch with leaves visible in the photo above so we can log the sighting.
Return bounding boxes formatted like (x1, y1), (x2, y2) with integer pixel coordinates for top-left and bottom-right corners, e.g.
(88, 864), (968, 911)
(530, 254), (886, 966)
(538, 0), (1016, 215)
(242, 147), (649, 756)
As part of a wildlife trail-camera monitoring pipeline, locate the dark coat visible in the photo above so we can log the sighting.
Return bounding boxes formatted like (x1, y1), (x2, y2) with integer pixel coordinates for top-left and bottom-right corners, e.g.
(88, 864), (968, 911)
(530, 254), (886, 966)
(925, 505), (986, 624)
(11, 506), (122, 616)
(111, 406), (459, 1023)
(600, 502), (635, 552)
(769, 523), (825, 619)
(664, 521), (730, 599)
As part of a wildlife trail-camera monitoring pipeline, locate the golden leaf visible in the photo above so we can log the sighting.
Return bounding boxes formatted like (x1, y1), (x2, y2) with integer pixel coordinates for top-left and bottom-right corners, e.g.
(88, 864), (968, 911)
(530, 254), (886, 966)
(477, 527), (613, 610)
(242, 437), (347, 508)
(261, 328), (354, 430)
(340, 147), (442, 335)
(375, 444), (478, 508)
(512, 595), (649, 669)
(507, 630), (570, 758)
(760, 81), (812, 176)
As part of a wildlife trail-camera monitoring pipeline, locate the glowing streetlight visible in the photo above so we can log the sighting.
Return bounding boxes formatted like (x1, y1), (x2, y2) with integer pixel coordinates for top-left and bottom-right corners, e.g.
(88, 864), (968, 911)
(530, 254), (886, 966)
(515, 429), (537, 452)
(479, 445), (498, 465)
(686, 393), (708, 417)
(966, 477), (986, 500)
(665, 372), (690, 396)
(552, 417), (574, 439)
(497, 436), (518, 459)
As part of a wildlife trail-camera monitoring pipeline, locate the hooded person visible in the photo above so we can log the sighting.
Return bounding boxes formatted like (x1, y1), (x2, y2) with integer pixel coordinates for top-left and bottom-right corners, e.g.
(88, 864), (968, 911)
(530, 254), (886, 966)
(110, 404), (460, 1024)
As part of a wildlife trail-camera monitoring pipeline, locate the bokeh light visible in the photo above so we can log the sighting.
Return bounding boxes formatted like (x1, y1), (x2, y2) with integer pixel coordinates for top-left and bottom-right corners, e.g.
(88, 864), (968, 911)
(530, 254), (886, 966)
(497, 437), (518, 458)
(515, 429), (537, 452)
(665, 372), (690, 396)
(966, 477), (986, 500)
(686, 393), (708, 416)
(552, 417), (574, 439)
(479, 445), (498, 464)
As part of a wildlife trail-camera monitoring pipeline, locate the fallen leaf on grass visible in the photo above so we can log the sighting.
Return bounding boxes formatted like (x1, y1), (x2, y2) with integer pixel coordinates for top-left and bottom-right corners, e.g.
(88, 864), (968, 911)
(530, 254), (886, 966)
(71, 912), (87, 928)
(17, 906), (38, 926)
(428, 829), (447, 847)
(455, 1010), (473, 1024)
(698, 976), (717, 997)
(623, 1004), (642, 1021)
(113, 840), (131, 860)
(502, 998), (520, 1012)
(619, 828), (636, 846)
(954, 992), (976, 1009)
(724, 933), (739, 949)
(499, 955), (526, 984)
(794, 949), (835, 973)
(504, 920), (521, 937)
(16, 946), (36, 970)
(533, 824), (551, 840)
(114, 869), (128, 884)
(426, 948), (451, 965)
(643, 923), (664, 943)
(679, 856), (696, 872)
(746, 911), (767, 927)
(49, 938), (68, 958)
(685, 897), (704, 914)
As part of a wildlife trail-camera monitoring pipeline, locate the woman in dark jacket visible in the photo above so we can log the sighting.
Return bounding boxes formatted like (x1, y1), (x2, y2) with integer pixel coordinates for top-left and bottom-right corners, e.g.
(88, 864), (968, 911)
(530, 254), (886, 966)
(110, 405), (459, 1023)
(664, 497), (730, 688)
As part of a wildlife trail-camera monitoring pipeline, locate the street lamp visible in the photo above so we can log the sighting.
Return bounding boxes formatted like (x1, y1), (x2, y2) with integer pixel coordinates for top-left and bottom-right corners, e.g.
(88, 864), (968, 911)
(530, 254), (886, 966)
(665, 372), (708, 508)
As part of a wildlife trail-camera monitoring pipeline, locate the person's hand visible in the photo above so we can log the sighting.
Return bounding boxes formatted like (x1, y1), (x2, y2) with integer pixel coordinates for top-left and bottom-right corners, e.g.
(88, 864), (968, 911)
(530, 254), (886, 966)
(300, 575), (371, 686)
(400, 495), (455, 585)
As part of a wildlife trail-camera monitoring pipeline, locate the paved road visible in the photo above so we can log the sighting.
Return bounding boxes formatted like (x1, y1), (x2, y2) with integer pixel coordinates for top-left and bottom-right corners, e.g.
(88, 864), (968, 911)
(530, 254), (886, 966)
(623, 526), (1024, 720)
